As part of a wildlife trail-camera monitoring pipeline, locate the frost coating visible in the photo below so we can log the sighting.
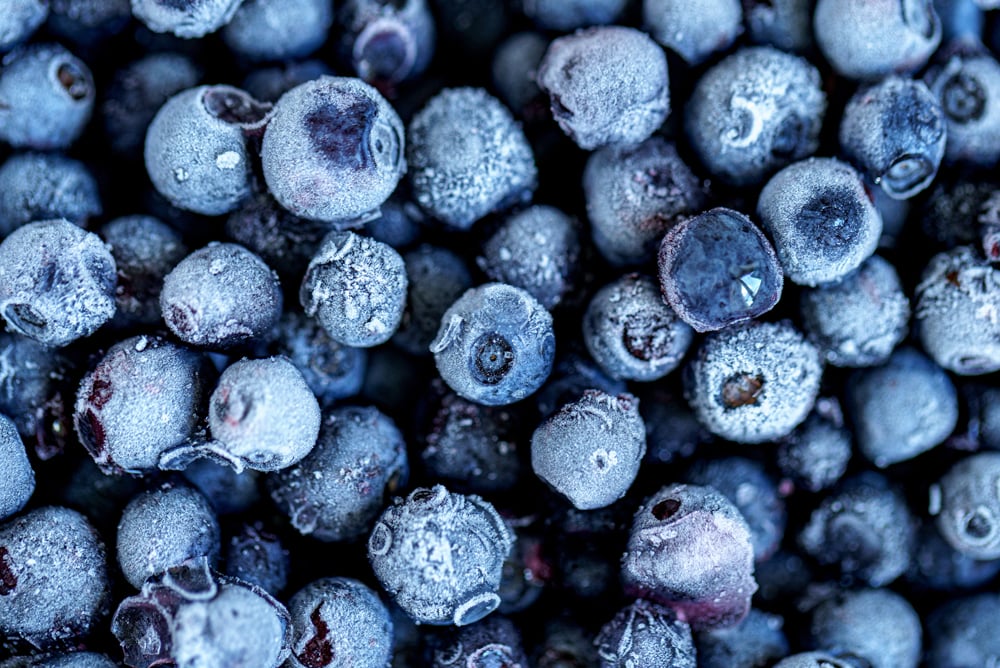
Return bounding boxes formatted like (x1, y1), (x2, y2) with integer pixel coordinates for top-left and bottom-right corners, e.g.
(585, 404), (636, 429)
(522, 0), (626, 30)
(925, 51), (1000, 167)
(744, 0), (813, 53)
(394, 246), (473, 356)
(537, 26), (669, 150)
(0, 152), (101, 236)
(696, 608), (789, 668)
(0, 332), (71, 448)
(777, 403), (853, 493)
(274, 311), (367, 405)
(0, 413), (34, 520)
(130, 0), (245, 38)
(595, 599), (696, 668)
(0, 219), (116, 347)
(809, 589), (922, 668)
(643, 0), (743, 65)
(430, 615), (529, 667)
(300, 231), (407, 348)
(367, 485), (513, 626)
(407, 87), (536, 229)
(934, 452), (1000, 560)
(0, 0), (47, 52)
(222, 0), (333, 62)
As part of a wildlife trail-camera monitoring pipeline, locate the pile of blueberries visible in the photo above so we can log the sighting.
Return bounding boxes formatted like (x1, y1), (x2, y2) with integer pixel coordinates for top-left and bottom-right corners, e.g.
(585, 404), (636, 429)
(3, 0), (1000, 665)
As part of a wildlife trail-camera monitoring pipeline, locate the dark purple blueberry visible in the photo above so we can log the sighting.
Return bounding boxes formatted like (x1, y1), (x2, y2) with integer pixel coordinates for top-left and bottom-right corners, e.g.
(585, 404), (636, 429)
(225, 523), (289, 597)
(338, 0), (435, 86)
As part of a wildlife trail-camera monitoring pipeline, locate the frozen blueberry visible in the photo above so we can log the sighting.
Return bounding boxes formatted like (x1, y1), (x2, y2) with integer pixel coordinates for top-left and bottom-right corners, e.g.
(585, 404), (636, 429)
(367, 485), (513, 626)
(431, 282), (555, 406)
(0, 43), (94, 150)
(799, 255), (910, 368)
(537, 26), (669, 150)
(262, 76), (405, 225)
(658, 208), (783, 332)
(491, 32), (547, 117)
(640, 388), (713, 466)
(643, 0), (743, 64)
(743, 0), (814, 53)
(808, 589), (922, 668)
(102, 52), (201, 157)
(920, 178), (993, 248)
(0, 507), (108, 648)
(285, 577), (393, 668)
(145, 85), (270, 216)
(774, 652), (874, 668)
(583, 136), (707, 267)
(112, 559), (292, 668)
(117, 483), (221, 589)
(847, 347), (958, 467)
(777, 400), (853, 493)
(757, 158), (883, 286)
(161, 242), (283, 349)
(933, 451), (1000, 559)
(925, 49), (1000, 167)
(907, 521), (1000, 591)
(363, 197), (424, 250)
(915, 245), (1000, 374)
(273, 310), (367, 405)
(130, 0), (245, 38)
(393, 245), (473, 356)
(74, 335), (210, 475)
(696, 609), (789, 668)
(753, 550), (813, 606)
(223, 0), (332, 62)
(3, 652), (119, 667)
(583, 273), (693, 382)
(431, 615), (529, 667)
(799, 472), (915, 586)
(269, 405), (408, 542)
(407, 87), (536, 229)
(925, 593), (1000, 668)
(242, 60), (334, 103)
(686, 457), (786, 562)
(521, 0), (625, 30)
(967, 384), (1000, 451)
(337, 0), (436, 86)
(225, 523), (289, 597)
(0, 414), (33, 521)
(0, 153), (101, 237)
(685, 46), (825, 186)
(181, 458), (260, 515)
(0, 0), (47, 52)
(813, 0), (942, 80)
(300, 231), (407, 348)
(595, 599), (696, 668)
(531, 390), (644, 509)
(0, 219), (116, 347)
(534, 617), (601, 668)
(684, 320), (822, 443)
(535, 350), (627, 419)
(622, 483), (757, 630)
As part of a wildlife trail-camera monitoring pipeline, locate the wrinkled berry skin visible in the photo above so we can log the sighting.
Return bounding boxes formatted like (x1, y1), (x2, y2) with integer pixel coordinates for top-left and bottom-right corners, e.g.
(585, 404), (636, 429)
(367, 485), (513, 626)
(0, 413), (34, 521)
(430, 615), (530, 668)
(622, 483), (757, 631)
(0, 152), (102, 237)
(934, 452), (1000, 560)
(262, 76), (405, 225)
(595, 599), (696, 668)
(130, 0), (245, 38)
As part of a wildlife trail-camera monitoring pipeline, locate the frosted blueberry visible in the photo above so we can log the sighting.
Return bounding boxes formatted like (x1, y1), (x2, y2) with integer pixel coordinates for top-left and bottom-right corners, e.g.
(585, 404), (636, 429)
(0, 152), (101, 236)
(130, 0), (245, 38)
(643, 0), (743, 65)
(595, 599), (696, 668)
(933, 452), (1000, 560)
(0, 414), (33, 521)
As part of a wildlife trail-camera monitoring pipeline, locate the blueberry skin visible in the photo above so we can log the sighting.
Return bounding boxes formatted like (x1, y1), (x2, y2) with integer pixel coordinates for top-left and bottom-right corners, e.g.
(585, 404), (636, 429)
(338, 0), (436, 86)
(145, 85), (270, 216)
(933, 452), (1000, 559)
(222, 0), (332, 62)
(535, 351), (627, 419)
(643, 0), (743, 65)
(0, 413), (34, 521)
(181, 458), (260, 516)
(130, 0), (245, 38)
(161, 242), (283, 349)
(262, 76), (405, 225)
(116, 483), (221, 589)
(285, 577), (393, 668)
(622, 483), (758, 631)
(394, 245), (473, 356)
(777, 402), (853, 493)
(224, 523), (289, 597)
(46, 0), (132, 47)
(839, 76), (947, 199)
(685, 46), (825, 187)
(4, 652), (120, 667)
(0, 219), (116, 347)
(431, 283), (555, 406)
(584, 136), (707, 267)
(243, 60), (334, 104)
(0, 152), (101, 237)
(407, 87), (536, 229)
(273, 310), (368, 405)
(521, 0), (625, 30)
(696, 609), (789, 668)
(0, 0), (47, 52)
(491, 31), (547, 117)
(658, 208), (783, 332)
(537, 26), (669, 150)
(430, 615), (530, 668)
(685, 320), (822, 444)
(813, 0), (942, 80)
(847, 347), (958, 467)
(925, 50), (1000, 167)
(594, 599), (696, 668)
(744, 0), (814, 53)
(800, 255), (910, 368)
(583, 273), (693, 382)
(0, 44), (94, 150)
(925, 593), (1000, 668)
(808, 589), (922, 668)
(268, 405), (409, 542)
(915, 245), (1000, 375)
(907, 521), (1000, 591)
(774, 652), (873, 668)
(367, 485), (513, 626)
(757, 157), (883, 286)
(300, 231), (408, 348)
(0, 507), (109, 648)
(640, 387), (713, 466)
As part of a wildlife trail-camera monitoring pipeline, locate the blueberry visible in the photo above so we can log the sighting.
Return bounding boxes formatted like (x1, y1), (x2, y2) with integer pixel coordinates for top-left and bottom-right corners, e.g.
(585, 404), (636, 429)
(521, 0), (625, 30)
(145, 85), (271, 216)
(813, 0), (942, 80)
(537, 26), (669, 150)
(367, 485), (513, 626)
(363, 197), (425, 250)
(774, 652), (872, 668)
(933, 451), (1000, 559)
(224, 523), (289, 597)
(757, 157), (883, 286)
(920, 178), (994, 248)
(272, 310), (368, 405)
(643, 0), (743, 64)
(130, 0), (246, 38)
(925, 593), (1000, 668)
(6, 652), (119, 667)
(753, 550), (813, 606)
(640, 387), (714, 466)
(0, 43), (94, 150)
(262, 76), (405, 224)
(809, 589), (922, 668)
(846, 347), (958, 467)
(47, 0), (132, 46)
(684, 320), (822, 443)
(241, 60), (334, 104)
(161, 242), (283, 349)
(535, 350), (627, 419)
(222, 0), (332, 62)
(0, 219), (116, 347)
(0, 413), (34, 521)
(936, 0), (985, 40)
(285, 577), (394, 668)
(0, 0), (48, 52)
(583, 273), (693, 381)
(622, 483), (757, 630)
(777, 400), (853, 493)
(407, 87), (536, 229)
(269, 405), (408, 542)
(594, 599), (696, 668)
(925, 49), (1000, 167)
(394, 245), (473, 356)
(839, 76), (947, 199)
(430, 282), (555, 406)
(491, 32), (547, 117)
(584, 136), (707, 267)
(695, 609), (789, 668)
(534, 617), (601, 668)
(685, 46), (826, 186)
(0, 152), (102, 236)
(430, 615), (530, 668)
(181, 458), (261, 515)
(337, 0), (436, 86)
(743, 0), (814, 53)
(906, 522), (1000, 591)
